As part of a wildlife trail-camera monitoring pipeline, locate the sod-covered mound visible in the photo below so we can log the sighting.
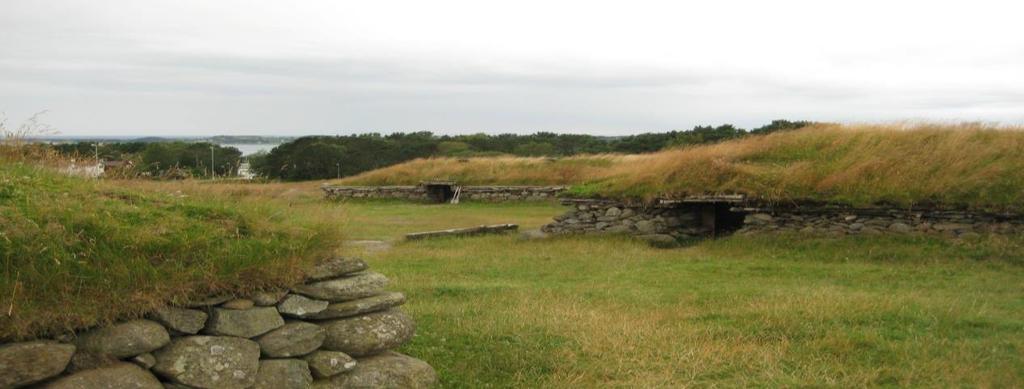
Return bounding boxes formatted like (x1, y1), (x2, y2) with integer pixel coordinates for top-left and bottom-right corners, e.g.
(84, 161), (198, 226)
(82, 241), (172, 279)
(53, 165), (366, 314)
(0, 160), (340, 340)
(337, 123), (1024, 211)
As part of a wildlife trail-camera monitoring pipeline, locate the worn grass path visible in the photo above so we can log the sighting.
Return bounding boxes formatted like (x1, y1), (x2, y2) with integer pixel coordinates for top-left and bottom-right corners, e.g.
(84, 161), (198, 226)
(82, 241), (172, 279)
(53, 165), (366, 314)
(339, 201), (1024, 388)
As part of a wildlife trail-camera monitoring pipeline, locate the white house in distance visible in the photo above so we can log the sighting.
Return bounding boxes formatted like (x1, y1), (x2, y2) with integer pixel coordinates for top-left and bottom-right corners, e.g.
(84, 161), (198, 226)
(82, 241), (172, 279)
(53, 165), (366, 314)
(237, 161), (256, 179)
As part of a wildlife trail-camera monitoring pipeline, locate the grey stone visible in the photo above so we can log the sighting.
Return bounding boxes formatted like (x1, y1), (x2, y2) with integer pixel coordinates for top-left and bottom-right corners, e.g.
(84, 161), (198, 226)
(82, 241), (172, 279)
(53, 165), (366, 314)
(594, 222), (610, 230)
(849, 222), (864, 231)
(320, 309), (415, 357)
(888, 222), (912, 233)
(605, 207), (622, 217)
(42, 362), (162, 389)
(619, 208), (636, 218)
(75, 319), (170, 359)
(292, 272), (388, 302)
(253, 359), (312, 389)
(256, 321), (326, 358)
(306, 257), (369, 281)
(204, 307), (285, 338)
(249, 290), (289, 306)
(151, 307), (208, 335)
(184, 294), (234, 308)
(221, 298), (255, 310)
(605, 225), (631, 234)
(152, 336), (260, 388)
(312, 352), (436, 389)
(306, 292), (407, 320)
(68, 350), (120, 373)
(304, 351), (356, 379)
(635, 220), (657, 234)
(0, 341), (75, 388)
(278, 294), (330, 318)
(132, 353), (157, 369)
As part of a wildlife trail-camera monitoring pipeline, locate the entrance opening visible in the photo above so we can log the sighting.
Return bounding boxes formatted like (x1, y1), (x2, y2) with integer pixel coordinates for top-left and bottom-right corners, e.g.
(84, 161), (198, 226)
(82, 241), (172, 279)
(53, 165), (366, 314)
(423, 182), (456, 203)
(697, 203), (747, 236)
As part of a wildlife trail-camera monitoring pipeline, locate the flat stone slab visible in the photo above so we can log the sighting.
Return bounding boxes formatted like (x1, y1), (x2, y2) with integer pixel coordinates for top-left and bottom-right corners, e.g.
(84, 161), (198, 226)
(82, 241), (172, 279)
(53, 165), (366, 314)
(312, 352), (437, 389)
(305, 292), (406, 320)
(151, 307), (208, 335)
(292, 272), (388, 302)
(75, 319), (170, 358)
(320, 309), (415, 357)
(405, 223), (518, 240)
(204, 307), (285, 338)
(0, 341), (76, 388)
(42, 362), (162, 389)
(152, 336), (260, 388)
(306, 257), (369, 281)
(278, 294), (330, 317)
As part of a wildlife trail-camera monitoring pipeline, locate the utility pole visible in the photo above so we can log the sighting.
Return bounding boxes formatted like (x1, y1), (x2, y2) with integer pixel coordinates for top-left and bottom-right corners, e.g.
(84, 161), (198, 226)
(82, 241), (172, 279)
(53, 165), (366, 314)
(336, 162), (341, 179)
(94, 142), (99, 163)
(210, 146), (215, 179)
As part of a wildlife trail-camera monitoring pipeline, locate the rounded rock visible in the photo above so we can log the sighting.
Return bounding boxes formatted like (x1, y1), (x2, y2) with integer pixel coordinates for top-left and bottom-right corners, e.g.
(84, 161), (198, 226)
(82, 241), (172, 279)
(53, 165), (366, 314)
(204, 307), (284, 338)
(256, 321), (326, 358)
(303, 350), (357, 379)
(320, 309), (415, 357)
(253, 359), (312, 389)
(292, 272), (388, 302)
(75, 319), (170, 359)
(312, 352), (436, 389)
(152, 336), (260, 388)
(0, 341), (75, 388)
(43, 362), (162, 389)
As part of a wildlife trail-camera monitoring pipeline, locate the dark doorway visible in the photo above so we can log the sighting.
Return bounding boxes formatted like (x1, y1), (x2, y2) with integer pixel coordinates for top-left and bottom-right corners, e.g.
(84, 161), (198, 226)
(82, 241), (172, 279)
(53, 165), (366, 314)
(424, 183), (455, 203)
(714, 203), (747, 234)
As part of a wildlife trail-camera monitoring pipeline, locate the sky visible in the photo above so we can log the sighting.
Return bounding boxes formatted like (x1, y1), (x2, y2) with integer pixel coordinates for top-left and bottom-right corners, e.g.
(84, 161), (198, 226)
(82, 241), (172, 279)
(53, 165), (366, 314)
(1, 0), (1023, 136)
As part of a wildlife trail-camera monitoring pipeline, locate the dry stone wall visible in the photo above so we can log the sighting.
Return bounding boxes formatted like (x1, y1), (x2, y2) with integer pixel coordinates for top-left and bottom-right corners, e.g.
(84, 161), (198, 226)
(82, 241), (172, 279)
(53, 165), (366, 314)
(0, 258), (436, 389)
(541, 200), (709, 242)
(736, 205), (1024, 237)
(322, 185), (565, 202)
(543, 199), (1024, 241)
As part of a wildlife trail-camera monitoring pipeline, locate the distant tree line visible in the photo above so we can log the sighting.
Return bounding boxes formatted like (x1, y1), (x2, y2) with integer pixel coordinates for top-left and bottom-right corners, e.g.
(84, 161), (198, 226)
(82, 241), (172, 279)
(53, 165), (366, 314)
(251, 119), (815, 180)
(51, 141), (242, 178)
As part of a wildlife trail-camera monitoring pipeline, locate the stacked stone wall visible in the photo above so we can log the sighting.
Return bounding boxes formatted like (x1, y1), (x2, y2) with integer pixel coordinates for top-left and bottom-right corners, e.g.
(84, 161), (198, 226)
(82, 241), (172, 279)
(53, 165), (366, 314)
(737, 206), (1024, 237)
(0, 258), (436, 388)
(322, 185), (565, 202)
(541, 200), (708, 239)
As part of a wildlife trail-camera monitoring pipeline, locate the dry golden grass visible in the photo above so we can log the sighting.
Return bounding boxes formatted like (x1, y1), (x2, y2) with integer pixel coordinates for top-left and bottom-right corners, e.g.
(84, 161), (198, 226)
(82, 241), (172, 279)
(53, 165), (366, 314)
(338, 123), (1024, 210)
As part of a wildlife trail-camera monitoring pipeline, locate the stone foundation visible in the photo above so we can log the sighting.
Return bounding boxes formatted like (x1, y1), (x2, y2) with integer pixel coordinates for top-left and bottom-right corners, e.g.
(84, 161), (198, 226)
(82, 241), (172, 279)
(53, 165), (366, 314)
(736, 205), (1024, 237)
(543, 198), (1024, 241)
(0, 258), (436, 388)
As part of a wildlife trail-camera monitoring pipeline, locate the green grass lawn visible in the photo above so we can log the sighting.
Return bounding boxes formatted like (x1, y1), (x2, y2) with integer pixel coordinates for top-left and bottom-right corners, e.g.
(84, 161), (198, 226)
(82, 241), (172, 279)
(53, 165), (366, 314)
(339, 200), (1024, 387)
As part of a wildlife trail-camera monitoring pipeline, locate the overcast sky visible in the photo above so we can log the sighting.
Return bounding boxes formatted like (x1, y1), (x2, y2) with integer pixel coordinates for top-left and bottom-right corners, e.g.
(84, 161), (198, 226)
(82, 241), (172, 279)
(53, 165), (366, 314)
(2, 0), (1023, 136)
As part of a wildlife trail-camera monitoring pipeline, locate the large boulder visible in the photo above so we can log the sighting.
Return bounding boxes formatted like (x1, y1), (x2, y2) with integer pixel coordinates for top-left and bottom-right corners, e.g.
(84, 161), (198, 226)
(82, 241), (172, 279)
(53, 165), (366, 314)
(306, 292), (406, 320)
(253, 359), (313, 389)
(304, 350), (356, 379)
(313, 352), (436, 389)
(151, 307), (208, 335)
(152, 336), (260, 388)
(256, 321), (326, 358)
(306, 257), (368, 281)
(292, 272), (388, 302)
(75, 319), (170, 358)
(320, 309), (415, 357)
(277, 294), (329, 317)
(204, 307), (284, 338)
(0, 341), (75, 388)
(42, 362), (162, 389)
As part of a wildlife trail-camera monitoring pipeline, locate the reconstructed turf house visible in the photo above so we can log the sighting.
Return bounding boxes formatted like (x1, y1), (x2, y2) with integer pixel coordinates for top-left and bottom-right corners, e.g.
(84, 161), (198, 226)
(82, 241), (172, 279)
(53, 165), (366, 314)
(327, 123), (1024, 240)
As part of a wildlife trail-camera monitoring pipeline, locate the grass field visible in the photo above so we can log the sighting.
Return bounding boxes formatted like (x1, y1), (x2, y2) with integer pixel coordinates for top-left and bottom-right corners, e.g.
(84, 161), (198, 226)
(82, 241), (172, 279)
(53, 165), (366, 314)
(338, 123), (1024, 211)
(337, 200), (1024, 387)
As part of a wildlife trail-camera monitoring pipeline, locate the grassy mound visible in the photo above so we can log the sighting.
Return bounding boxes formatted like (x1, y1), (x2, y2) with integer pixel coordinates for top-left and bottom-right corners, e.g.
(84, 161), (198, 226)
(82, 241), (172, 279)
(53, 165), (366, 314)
(338, 123), (1024, 211)
(0, 160), (341, 340)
